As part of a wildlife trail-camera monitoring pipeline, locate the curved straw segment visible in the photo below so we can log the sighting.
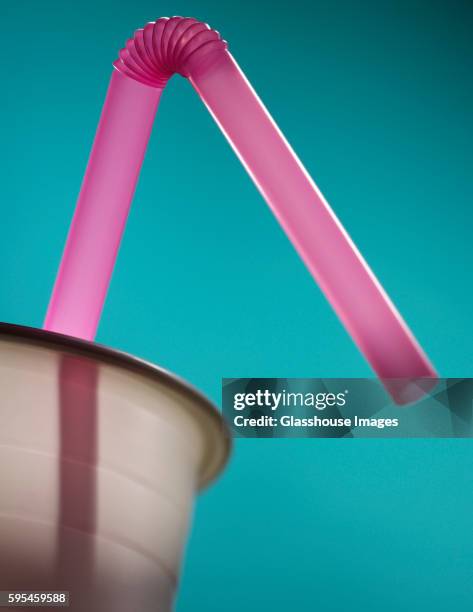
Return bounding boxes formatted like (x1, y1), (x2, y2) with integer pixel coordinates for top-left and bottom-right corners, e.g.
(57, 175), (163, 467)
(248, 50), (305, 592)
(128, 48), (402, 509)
(44, 17), (437, 403)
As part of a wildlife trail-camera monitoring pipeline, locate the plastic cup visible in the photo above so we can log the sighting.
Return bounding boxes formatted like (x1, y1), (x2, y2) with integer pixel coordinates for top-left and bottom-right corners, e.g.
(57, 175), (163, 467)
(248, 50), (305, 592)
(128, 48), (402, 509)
(0, 323), (230, 611)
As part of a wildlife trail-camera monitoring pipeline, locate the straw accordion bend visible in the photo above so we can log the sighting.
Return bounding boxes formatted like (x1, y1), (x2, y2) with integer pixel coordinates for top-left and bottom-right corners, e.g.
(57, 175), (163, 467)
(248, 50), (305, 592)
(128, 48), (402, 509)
(45, 17), (438, 403)
(114, 17), (227, 87)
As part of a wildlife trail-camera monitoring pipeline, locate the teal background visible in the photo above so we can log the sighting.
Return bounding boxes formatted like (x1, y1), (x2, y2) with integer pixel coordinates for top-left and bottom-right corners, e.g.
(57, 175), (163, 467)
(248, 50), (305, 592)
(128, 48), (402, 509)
(1, 0), (472, 609)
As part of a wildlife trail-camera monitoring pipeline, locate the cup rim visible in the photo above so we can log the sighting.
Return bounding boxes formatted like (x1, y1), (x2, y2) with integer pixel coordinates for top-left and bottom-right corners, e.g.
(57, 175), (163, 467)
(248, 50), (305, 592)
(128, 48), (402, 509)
(0, 322), (231, 490)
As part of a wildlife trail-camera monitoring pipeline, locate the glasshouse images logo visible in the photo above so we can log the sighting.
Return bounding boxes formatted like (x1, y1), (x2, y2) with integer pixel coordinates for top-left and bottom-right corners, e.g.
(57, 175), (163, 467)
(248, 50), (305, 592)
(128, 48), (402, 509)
(233, 389), (347, 411)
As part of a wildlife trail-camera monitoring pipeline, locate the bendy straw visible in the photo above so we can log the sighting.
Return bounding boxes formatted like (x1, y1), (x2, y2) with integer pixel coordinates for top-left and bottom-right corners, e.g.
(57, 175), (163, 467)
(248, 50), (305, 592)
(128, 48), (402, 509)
(44, 17), (437, 398)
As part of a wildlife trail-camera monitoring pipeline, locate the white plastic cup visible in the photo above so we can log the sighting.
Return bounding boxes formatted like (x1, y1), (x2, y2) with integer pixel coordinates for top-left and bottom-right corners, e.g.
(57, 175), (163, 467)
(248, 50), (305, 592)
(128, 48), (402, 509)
(0, 323), (230, 611)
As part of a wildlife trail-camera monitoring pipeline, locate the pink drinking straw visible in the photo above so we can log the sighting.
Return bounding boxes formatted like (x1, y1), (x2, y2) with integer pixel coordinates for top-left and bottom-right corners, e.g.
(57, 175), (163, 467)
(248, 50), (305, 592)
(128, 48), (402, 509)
(44, 17), (437, 402)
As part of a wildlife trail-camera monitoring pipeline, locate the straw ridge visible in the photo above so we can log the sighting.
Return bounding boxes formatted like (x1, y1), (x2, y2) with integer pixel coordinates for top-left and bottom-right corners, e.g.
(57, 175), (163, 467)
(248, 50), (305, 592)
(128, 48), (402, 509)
(113, 17), (228, 88)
